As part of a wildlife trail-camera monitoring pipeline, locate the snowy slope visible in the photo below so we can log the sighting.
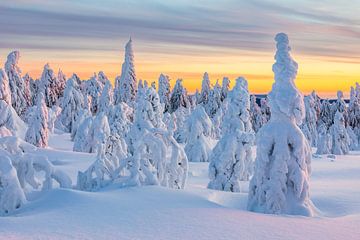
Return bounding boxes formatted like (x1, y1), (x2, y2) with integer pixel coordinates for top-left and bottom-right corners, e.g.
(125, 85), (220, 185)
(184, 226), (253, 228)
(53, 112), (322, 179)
(0, 133), (360, 240)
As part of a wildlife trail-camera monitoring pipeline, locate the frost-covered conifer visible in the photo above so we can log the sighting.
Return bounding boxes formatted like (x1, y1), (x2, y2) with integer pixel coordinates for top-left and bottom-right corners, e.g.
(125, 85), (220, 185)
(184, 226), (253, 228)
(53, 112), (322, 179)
(208, 77), (254, 192)
(158, 73), (171, 113)
(316, 120), (332, 155)
(0, 100), (27, 137)
(73, 116), (93, 152)
(248, 33), (314, 216)
(85, 73), (102, 114)
(40, 63), (58, 108)
(184, 106), (213, 162)
(260, 97), (271, 123)
(60, 76), (84, 133)
(330, 111), (350, 155)
(30, 77), (39, 105)
(22, 73), (33, 106)
(199, 72), (211, 105)
(25, 93), (49, 148)
(98, 80), (113, 114)
(98, 71), (109, 88)
(5, 51), (30, 117)
(332, 90), (348, 127)
(56, 69), (66, 100)
(0, 69), (12, 105)
(205, 80), (222, 118)
(320, 99), (334, 128)
(114, 38), (137, 106)
(301, 94), (318, 146)
(169, 79), (190, 113)
(87, 112), (111, 153)
(108, 102), (132, 141)
(250, 95), (264, 132)
(221, 77), (230, 101)
(173, 106), (191, 143)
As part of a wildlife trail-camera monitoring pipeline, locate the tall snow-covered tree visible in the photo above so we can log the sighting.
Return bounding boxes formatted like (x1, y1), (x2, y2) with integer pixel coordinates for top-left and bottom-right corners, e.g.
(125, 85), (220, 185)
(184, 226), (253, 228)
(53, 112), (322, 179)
(316, 120), (332, 154)
(158, 73), (171, 113)
(85, 73), (102, 115)
(319, 99), (333, 128)
(250, 95), (264, 132)
(221, 77), (230, 101)
(184, 105), (213, 162)
(25, 93), (49, 148)
(332, 90), (348, 127)
(248, 33), (314, 216)
(301, 94), (318, 147)
(40, 63), (58, 108)
(114, 38), (137, 106)
(208, 77), (255, 192)
(5, 51), (29, 117)
(260, 97), (271, 123)
(199, 72), (211, 105)
(169, 79), (190, 113)
(205, 80), (222, 118)
(330, 111), (350, 155)
(0, 69), (12, 105)
(98, 71), (109, 88)
(60, 76), (84, 133)
(56, 69), (67, 100)
(22, 73), (33, 106)
(98, 80), (113, 114)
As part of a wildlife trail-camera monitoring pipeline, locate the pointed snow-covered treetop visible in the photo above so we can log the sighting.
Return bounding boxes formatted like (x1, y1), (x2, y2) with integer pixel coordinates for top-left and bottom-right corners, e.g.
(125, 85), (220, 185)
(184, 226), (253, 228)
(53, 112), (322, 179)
(114, 38), (137, 106)
(40, 63), (58, 108)
(269, 33), (305, 125)
(248, 33), (313, 216)
(199, 72), (211, 104)
(5, 51), (30, 117)
(158, 73), (171, 112)
(169, 79), (190, 113)
(0, 69), (12, 105)
(221, 77), (230, 101)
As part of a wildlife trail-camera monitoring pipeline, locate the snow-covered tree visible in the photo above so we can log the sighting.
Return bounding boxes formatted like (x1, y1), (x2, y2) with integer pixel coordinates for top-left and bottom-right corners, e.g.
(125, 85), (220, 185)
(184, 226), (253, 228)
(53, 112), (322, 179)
(173, 106), (191, 143)
(330, 111), (350, 155)
(250, 95), (264, 132)
(205, 80), (222, 118)
(184, 106), (213, 162)
(114, 38), (137, 106)
(73, 116), (93, 152)
(59, 76), (84, 133)
(199, 72), (211, 105)
(319, 99), (333, 128)
(248, 33), (314, 216)
(221, 77), (230, 101)
(0, 69), (12, 105)
(85, 73), (102, 115)
(56, 69), (67, 100)
(30, 77), (39, 105)
(158, 73), (171, 113)
(108, 102), (132, 141)
(98, 71), (109, 88)
(301, 94), (318, 147)
(316, 120), (332, 155)
(40, 63), (58, 108)
(87, 112), (111, 153)
(22, 73), (34, 106)
(25, 93), (49, 148)
(5, 51), (29, 117)
(208, 77), (255, 192)
(332, 90), (348, 127)
(169, 79), (190, 113)
(260, 97), (271, 123)
(98, 80), (113, 114)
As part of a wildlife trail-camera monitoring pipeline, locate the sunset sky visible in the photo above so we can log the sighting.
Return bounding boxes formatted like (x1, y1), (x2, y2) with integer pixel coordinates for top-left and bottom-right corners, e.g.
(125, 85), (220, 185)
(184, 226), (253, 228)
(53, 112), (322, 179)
(0, 0), (359, 97)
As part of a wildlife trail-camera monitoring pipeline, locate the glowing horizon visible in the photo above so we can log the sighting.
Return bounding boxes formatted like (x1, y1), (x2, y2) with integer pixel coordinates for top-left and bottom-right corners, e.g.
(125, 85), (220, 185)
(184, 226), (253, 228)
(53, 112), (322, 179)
(0, 0), (359, 98)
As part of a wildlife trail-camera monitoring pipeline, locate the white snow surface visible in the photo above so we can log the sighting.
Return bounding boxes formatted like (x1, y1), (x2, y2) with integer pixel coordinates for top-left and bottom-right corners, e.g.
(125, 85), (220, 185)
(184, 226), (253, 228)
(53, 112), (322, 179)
(0, 132), (359, 240)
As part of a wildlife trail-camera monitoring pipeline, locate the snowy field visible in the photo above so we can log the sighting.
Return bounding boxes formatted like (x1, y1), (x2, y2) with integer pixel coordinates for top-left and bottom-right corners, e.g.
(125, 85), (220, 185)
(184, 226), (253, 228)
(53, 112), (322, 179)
(0, 132), (359, 240)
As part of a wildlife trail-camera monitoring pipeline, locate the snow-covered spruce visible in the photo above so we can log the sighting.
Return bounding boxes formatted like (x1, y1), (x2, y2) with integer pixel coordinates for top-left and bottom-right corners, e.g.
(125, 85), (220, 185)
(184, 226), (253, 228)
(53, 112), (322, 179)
(248, 33), (314, 216)
(316, 120), (332, 155)
(205, 80), (222, 118)
(319, 99), (334, 128)
(85, 73), (103, 115)
(56, 69), (67, 100)
(199, 72), (211, 105)
(0, 69), (12, 105)
(59, 76), (84, 133)
(158, 73), (171, 113)
(260, 97), (271, 123)
(25, 93), (49, 148)
(114, 38), (137, 106)
(23, 73), (34, 107)
(208, 77), (255, 192)
(184, 105), (213, 162)
(250, 95), (264, 133)
(332, 90), (348, 126)
(107, 102), (132, 142)
(73, 116), (93, 152)
(98, 80), (113, 114)
(173, 106), (191, 143)
(5, 51), (30, 118)
(169, 79), (190, 113)
(40, 63), (58, 108)
(221, 77), (230, 101)
(329, 111), (350, 155)
(300, 94), (318, 147)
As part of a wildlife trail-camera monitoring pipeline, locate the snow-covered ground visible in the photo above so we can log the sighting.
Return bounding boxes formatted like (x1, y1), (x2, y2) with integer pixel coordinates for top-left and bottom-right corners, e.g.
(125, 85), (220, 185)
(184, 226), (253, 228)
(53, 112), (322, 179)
(1, 133), (360, 240)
